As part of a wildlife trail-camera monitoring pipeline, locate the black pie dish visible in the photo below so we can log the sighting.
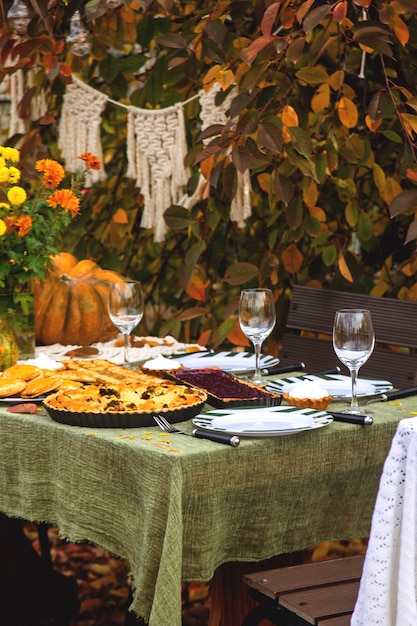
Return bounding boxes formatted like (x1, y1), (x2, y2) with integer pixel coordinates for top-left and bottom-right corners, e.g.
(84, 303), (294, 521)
(43, 400), (207, 428)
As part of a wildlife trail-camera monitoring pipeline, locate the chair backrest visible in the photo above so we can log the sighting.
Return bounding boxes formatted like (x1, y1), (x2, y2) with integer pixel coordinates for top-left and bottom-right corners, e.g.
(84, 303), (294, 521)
(280, 285), (417, 388)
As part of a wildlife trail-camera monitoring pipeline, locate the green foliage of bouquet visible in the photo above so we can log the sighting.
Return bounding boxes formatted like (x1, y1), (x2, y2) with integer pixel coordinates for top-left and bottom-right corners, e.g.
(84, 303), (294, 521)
(0, 147), (101, 292)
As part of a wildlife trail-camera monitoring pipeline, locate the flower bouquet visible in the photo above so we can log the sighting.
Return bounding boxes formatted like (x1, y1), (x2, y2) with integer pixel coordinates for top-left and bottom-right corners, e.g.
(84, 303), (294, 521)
(0, 147), (101, 360)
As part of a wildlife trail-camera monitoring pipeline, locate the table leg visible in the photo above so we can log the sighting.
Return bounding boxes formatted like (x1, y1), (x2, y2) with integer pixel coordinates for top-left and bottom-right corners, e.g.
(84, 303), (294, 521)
(0, 513), (78, 624)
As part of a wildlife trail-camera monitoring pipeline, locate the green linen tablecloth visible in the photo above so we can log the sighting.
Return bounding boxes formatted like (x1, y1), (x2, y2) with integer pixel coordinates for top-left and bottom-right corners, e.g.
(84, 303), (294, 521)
(0, 394), (413, 625)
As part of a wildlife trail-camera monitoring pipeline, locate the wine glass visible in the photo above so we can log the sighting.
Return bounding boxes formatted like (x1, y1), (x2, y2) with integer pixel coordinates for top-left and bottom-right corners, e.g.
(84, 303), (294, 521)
(333, 309), (375, 414)
(239, 288), (276, 386)
(108, 281), (144, 366)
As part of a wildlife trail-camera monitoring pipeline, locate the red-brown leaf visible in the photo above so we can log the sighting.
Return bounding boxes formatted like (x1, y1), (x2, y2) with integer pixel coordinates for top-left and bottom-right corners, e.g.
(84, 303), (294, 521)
(261, 2), (281, 37)
(7, 404), (38, 414)
(389, 189), (417, 218)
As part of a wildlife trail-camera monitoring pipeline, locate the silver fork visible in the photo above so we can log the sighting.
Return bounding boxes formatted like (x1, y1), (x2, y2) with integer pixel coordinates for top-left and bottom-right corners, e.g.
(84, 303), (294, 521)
(153, 414), (184, 435)
(152, 414), (240, 446)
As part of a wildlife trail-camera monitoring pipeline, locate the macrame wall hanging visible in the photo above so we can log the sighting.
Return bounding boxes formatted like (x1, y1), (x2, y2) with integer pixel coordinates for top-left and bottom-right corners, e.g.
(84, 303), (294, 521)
(58, 76), (108, 186)
(12, 71), (252, 240)
(8, 69), (47, 137)
(196, 83), (252, 228)
(126, 103), (189, 242)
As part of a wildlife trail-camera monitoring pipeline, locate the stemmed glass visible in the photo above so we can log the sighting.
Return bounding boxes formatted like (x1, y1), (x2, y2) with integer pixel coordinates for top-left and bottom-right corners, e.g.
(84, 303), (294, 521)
(108, 281), (144, 366)
(239, 288), (276, 386)
(333, 309), (375, 414)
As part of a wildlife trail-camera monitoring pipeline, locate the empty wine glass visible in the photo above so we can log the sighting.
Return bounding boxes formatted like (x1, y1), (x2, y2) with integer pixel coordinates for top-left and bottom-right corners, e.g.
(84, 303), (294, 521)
(333, 309), (375, 414)
(239, 288), (276, 386)
(108, 281), (144, 366)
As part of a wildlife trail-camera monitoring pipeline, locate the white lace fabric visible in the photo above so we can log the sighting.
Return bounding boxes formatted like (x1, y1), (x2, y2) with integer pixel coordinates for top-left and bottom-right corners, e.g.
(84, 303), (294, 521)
(31, 336), (204, 366)
(352, 417), (417, 626)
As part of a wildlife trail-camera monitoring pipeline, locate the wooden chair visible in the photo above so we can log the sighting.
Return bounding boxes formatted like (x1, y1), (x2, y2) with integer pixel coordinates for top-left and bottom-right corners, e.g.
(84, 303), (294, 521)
(279, 285), (417, 388)
(0, 514), (78, 626)
(241, 554), (364, 626)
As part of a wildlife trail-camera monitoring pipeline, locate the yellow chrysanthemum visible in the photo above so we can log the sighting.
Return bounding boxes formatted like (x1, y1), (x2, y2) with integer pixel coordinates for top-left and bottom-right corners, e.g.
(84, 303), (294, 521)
(0, 157), (5, 169)
(0, 167), (10, 183)
(0, 219), (6, 236)
(0, 202), (10, 209)
(8, 166), (21, 184)
(1, 147), (20, 163)
(7, 186), (27, 206)
(35, 159), (65, 188)
(47, 189), (80, 217)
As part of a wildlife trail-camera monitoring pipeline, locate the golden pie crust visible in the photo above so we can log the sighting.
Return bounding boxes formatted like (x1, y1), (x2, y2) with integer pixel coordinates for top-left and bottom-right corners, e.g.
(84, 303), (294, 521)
(2, 364), (41, 381)
(0, 379), (27, 398)
(21, 376), (65, 398)
(283, 392), (333, 411)
(44, 380), (207, 414)
(0, 359), (166, 400)
(0, 358), (207, 416)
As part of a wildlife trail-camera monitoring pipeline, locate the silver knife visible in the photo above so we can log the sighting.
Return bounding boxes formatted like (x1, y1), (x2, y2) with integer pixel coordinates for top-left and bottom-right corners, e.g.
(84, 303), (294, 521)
(230, 362), (306, 377)
(169, 349), (213, 359)
(265, 367), (342, 391)
(366, 386), (417, 405)
(306, 367), (341, 376)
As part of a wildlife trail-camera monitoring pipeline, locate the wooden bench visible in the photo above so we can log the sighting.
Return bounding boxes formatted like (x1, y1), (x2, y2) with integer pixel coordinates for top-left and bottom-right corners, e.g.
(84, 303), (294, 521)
(242, 555), (364, 626)
(279, 285), (417, 388)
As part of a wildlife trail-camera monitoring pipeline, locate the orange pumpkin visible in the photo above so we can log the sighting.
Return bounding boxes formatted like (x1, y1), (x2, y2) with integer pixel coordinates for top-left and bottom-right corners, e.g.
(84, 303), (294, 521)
(34, 252), (126, 346)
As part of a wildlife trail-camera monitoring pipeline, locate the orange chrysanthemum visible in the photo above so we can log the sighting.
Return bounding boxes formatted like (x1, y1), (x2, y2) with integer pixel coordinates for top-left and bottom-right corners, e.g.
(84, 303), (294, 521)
(16, 215), (33, 237)
(35, 159), (65, 188)
(48, 189), (80, 217)
(78, 152), (101, 171)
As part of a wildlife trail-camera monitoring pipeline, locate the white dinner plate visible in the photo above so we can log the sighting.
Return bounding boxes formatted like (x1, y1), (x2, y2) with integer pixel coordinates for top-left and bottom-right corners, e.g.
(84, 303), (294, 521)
(173, 351), (279, 371)
(0, 396), (46, 404)
(192, 406), (333, 437)
(266, 374), (393, 400)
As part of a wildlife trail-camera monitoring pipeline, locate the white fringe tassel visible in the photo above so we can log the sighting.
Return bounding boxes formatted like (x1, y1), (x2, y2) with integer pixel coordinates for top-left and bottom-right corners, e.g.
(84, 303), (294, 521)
(182, 83), (252, 228)
(58, 76), (107, 186)
(127, 103), (189, 242)
(230, 170), (252, 227)
(8, 69), (47, 137)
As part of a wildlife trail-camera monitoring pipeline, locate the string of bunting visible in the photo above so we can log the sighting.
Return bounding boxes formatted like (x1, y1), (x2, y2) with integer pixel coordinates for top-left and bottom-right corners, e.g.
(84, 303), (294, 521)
(7, 73), (252, 241)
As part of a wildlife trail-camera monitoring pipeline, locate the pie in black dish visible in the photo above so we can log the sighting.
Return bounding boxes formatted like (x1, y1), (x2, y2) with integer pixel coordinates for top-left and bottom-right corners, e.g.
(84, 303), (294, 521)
(43, 381), (207, 428)
(167, 367), (282, 408)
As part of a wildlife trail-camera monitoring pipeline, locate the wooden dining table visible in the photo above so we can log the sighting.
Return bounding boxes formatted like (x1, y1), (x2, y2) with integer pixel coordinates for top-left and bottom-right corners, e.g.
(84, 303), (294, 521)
(0, 376), (413, 626)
